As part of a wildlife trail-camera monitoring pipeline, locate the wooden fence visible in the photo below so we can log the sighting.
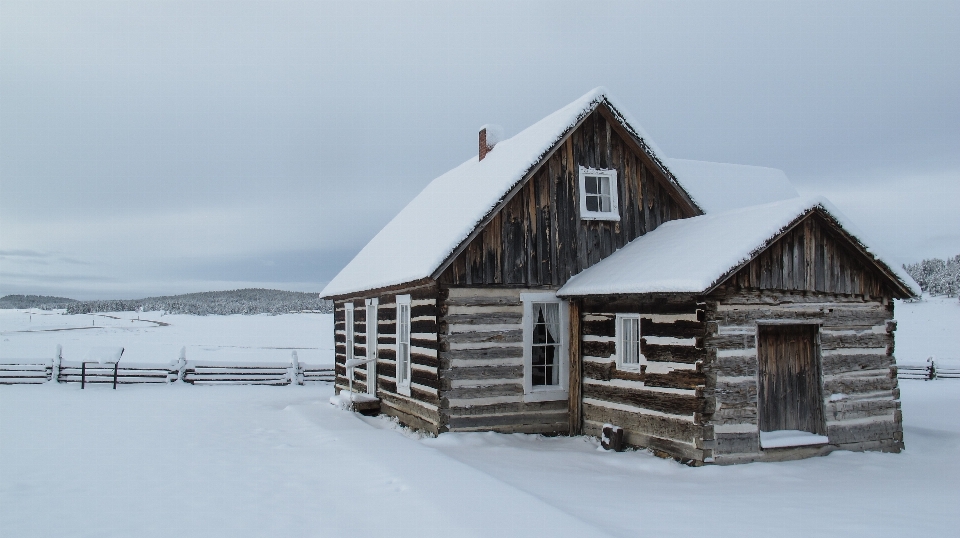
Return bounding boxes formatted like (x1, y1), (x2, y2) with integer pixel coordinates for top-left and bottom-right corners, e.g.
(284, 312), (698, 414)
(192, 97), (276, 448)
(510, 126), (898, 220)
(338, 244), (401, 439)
(182, 361), (296, 385)
(0, 359), (53, 384)
(58, 360), (182, 387)
(897, 359), (960, 380)
(0, 347), (334, 387)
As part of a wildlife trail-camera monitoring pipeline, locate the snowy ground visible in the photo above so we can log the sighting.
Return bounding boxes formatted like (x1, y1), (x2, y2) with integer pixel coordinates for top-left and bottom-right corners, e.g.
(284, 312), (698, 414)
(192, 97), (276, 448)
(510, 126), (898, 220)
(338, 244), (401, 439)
(1, 381), (956, 537)
(1, 298), (958, 537)
(895, 295), (960, 368)
(0, 309), (334, 365)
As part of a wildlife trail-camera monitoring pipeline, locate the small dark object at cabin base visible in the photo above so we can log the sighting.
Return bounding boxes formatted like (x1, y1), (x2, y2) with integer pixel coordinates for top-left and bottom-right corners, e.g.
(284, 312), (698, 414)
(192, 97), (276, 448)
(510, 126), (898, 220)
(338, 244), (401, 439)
(351, 398), (381, 415)
(602, 424), (624, 451)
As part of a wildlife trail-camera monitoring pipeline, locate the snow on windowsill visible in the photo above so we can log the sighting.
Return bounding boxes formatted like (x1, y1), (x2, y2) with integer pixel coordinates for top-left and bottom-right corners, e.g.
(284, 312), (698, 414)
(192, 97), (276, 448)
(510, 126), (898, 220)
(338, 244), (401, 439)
(759, 430), (830, 449)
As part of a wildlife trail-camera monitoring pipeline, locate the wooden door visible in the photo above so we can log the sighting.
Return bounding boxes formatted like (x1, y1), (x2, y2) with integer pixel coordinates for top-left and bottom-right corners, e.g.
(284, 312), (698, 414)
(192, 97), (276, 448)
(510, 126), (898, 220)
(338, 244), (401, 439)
(757, 324), (824, 434)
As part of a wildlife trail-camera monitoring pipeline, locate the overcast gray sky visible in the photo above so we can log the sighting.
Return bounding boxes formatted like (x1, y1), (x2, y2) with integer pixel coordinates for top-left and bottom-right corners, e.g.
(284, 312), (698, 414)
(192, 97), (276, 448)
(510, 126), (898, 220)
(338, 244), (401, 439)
(2, 0), (958, 299)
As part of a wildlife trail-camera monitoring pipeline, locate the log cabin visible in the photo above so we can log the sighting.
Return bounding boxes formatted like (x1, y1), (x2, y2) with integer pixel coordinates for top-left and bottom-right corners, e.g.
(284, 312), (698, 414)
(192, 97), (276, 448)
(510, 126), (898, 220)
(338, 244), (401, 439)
(320, 88), (919, 465)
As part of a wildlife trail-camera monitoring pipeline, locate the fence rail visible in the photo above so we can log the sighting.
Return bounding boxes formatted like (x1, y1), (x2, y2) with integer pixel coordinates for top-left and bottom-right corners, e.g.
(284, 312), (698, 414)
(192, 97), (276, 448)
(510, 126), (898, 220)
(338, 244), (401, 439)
(183, 361), (295, 385)
(897, 359), (960, 381)
(0, 361), (53, 384)
(0, 347), (334, 387)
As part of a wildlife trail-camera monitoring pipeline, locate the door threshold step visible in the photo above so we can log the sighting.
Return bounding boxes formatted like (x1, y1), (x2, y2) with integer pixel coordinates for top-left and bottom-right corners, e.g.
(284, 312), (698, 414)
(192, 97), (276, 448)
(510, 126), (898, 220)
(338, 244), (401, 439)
(760, 430), (829, 449)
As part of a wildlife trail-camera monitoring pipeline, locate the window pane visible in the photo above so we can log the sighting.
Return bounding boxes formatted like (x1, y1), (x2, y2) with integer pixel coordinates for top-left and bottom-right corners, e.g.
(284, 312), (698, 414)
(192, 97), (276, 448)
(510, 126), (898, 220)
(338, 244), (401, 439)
(532, 345), (547, 367)
(345, 310), (354, 362)
(533, 365), (547, 386)
(622, 318), (639, 364)
(545, 345), (556, 382)
(534, 321), (547, 344)
(398, 303), (411, 385)
(599, 176), (610, 196)
(600, 193), (611, 212)
(585, 176), (599, 195)
(586, 194), (599, 212)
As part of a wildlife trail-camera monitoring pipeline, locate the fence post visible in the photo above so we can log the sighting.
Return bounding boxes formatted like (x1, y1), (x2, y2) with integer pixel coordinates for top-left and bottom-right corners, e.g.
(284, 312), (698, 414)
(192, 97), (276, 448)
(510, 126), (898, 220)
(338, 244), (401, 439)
(81, 362), (86, 389)
(290, 350), (301, 386)
(52, 345), (62, 383)
(176, 347), (187, 382)
(930, 359), (937, 381)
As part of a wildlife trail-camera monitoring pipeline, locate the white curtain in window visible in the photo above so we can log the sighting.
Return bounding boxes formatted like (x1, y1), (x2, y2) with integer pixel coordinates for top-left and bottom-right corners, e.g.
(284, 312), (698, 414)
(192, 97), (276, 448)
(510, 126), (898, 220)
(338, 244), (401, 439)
(538, 302), (561, 343)
(621, 317), (639, 364)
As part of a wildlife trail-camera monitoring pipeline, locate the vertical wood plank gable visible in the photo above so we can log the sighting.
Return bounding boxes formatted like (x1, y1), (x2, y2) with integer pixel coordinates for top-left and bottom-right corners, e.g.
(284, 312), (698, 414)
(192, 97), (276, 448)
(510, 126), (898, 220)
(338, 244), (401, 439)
(438, 110), (688, 288)
(719, 214), (897, 297)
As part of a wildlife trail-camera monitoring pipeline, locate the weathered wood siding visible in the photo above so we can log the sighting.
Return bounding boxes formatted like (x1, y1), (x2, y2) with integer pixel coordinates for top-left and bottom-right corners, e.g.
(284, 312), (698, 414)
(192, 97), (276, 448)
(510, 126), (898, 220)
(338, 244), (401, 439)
(725, 213), (899, 298)
(437, 287), (569, 434)
(578, 295), (708, 462)
(697, 212), (904, 462)
(702, 290), (902, 464)
(334, 284), (441, 433)
(438, 109), (693, 288)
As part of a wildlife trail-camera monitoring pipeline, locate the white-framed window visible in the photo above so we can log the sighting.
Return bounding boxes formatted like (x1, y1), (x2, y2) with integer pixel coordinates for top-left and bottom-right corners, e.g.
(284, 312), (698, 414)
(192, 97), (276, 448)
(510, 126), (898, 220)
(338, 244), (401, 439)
(396, 294), (412, 397)
(365, 298), (378, 396)
(616, 313), (643, 371)
(578, 166), (620, 221)
(344, 303), (355, 379)
(521, 292), (568, 402)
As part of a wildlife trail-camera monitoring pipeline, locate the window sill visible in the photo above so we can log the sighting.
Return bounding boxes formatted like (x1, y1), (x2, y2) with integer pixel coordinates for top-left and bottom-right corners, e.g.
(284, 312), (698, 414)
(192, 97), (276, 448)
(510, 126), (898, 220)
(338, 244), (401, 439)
(581, 213), (620, 222)
(397, 384), (411, 397)
(524, 389), (568, 402)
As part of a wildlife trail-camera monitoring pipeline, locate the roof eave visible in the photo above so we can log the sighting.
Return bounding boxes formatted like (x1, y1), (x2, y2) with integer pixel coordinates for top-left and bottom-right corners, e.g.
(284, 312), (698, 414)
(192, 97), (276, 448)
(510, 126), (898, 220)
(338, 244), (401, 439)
(321, 277), (436, 302)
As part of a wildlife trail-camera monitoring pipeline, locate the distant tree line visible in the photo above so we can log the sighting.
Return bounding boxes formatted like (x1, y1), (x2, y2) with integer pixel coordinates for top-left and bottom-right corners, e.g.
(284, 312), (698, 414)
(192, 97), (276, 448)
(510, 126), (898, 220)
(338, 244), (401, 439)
(0, 295), (78, 309)
(1, 289), (333, 315)
(903, 254), (960, 298)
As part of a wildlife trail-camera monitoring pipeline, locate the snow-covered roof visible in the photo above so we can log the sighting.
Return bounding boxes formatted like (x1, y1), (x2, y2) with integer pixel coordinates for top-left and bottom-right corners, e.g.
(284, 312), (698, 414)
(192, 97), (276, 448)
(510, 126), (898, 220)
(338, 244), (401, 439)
(665, 158), (799, 214)
(557, 197), (920, 297)
(321, 87), (691, 298)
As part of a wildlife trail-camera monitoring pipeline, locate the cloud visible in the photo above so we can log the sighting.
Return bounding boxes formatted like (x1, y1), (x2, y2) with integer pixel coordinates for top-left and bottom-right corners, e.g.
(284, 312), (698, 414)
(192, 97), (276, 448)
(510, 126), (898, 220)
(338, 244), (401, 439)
(2, 0), (958, 297)
(0, 249), (49, 258)
(796, 169), (960, 263)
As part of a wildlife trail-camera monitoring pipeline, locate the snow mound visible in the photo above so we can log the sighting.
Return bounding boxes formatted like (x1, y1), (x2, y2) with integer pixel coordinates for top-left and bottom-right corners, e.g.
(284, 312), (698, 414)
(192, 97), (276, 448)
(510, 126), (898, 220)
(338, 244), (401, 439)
(329, 390), (378, 410)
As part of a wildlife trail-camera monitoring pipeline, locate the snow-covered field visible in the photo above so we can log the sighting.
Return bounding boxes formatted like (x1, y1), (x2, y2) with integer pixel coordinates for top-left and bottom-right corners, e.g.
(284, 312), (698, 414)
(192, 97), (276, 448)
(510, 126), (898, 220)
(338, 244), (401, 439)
(1, 298), (958, 537)
(895, 295), (960, 368)
(0, 309), (334, 365)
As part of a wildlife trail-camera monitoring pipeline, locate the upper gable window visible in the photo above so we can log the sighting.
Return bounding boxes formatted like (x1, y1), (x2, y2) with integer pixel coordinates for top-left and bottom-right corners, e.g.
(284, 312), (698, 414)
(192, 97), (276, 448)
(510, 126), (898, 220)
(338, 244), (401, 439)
(578, 167), (620, 221)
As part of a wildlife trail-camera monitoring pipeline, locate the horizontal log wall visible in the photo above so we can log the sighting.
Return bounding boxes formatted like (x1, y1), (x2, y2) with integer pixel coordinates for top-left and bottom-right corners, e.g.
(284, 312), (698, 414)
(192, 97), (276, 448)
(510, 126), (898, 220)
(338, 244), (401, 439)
(438, 109), (693, 288)
(702, 290), (903, 463)
(437, 287), (569, 434)
(334, 284), (441, 434)
(579, 295), (707, 462)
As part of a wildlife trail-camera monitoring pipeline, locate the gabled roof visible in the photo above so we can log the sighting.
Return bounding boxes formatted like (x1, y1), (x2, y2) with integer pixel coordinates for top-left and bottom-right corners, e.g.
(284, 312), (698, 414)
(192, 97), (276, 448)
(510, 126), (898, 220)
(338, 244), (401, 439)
(557, 197), (920, 298)
(664, 158), (799, 213)
(321, 87), (698, 299)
